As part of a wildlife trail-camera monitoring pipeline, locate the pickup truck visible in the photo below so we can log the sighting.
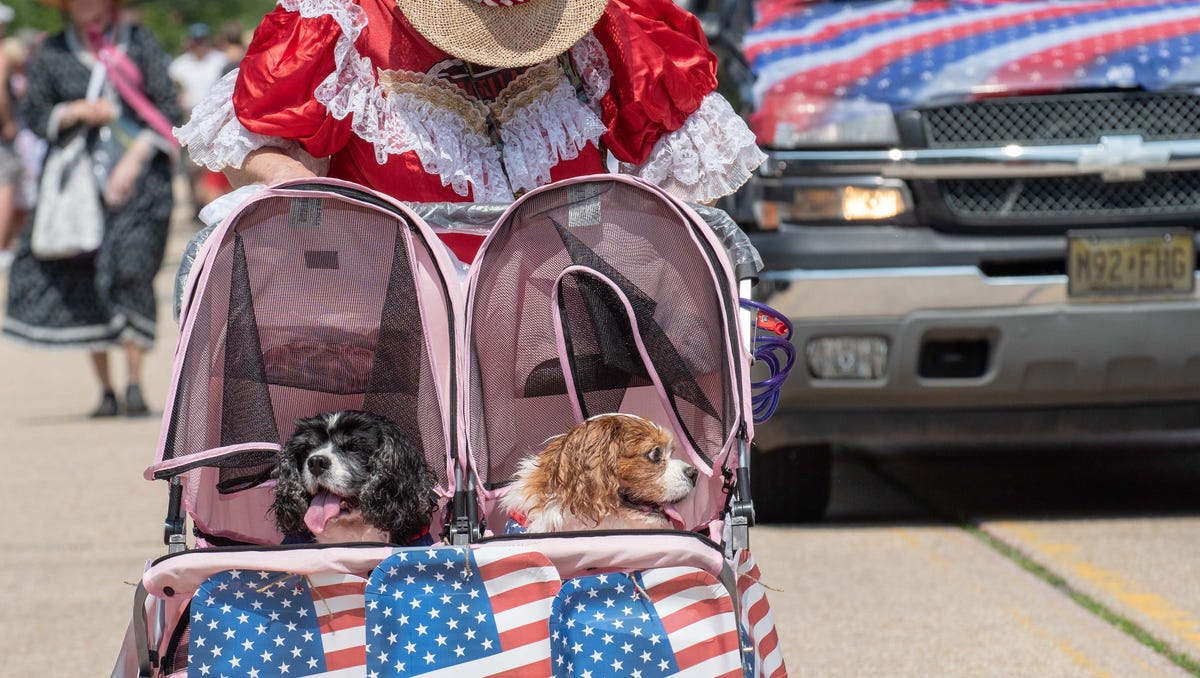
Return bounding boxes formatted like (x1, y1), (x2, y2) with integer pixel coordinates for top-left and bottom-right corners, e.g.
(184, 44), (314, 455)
(704, 0), (1200, 520)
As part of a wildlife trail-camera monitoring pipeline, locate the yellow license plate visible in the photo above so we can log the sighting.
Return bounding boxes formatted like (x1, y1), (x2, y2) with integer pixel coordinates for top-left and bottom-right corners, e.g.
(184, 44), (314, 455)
(1067, 230), (1195, 297)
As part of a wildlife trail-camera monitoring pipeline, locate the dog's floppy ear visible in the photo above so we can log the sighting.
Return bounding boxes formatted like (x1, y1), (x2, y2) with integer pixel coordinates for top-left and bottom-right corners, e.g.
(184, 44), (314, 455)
(271, 432), (313, 537)
(547, 417), (623, 527)
(358, 422), (438, 543)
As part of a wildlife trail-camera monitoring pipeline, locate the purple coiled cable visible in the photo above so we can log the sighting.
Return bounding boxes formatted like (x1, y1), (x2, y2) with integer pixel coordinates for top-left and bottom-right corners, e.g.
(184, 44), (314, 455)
(739, 298), (796, 423)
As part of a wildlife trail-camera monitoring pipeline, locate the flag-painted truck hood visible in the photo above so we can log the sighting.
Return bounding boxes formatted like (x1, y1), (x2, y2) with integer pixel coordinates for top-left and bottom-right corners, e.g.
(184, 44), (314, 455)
(745, 0), (1200, 147)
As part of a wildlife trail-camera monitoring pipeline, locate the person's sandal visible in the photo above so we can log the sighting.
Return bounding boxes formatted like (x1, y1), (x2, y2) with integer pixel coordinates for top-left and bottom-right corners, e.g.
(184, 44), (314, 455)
(125, 384), (149, 417)
(90, 390), (119, 418)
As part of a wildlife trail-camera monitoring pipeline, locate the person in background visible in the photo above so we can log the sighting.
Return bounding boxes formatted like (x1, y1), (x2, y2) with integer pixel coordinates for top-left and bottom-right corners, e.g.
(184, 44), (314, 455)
(6, 32), (46, 235)
(177, 0), (766, 264)
(3, 0), (182, 417)
(168, 22), (228, 211)
(215, 19), (245, 75)
(8, 29), (47, 241)
(168, 22), (226, 115)
(0, 3), (22, 270)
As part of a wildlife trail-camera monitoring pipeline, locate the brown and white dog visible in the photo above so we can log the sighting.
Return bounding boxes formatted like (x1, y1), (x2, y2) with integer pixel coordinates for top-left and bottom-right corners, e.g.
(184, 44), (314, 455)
(502, 413), (698, 532)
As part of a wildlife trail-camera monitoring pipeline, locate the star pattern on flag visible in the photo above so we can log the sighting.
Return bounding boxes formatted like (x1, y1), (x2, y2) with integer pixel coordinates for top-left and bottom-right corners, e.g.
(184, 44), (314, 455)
(549, 573), (679, 677)
(365, 545), (558, 676)
(365, 547), (499, 675)
(189, 570), (334, 678)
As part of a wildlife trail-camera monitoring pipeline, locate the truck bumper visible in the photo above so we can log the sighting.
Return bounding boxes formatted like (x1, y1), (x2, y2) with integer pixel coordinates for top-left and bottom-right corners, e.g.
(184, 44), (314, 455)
(754, 264), (1200, 447)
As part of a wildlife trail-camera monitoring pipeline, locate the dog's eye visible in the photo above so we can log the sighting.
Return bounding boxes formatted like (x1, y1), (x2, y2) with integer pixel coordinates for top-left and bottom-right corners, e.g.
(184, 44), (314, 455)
(645, 447), (664, 463)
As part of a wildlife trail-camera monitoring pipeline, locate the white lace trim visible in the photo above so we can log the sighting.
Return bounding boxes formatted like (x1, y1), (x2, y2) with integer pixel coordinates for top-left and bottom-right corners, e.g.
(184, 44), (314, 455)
(174, 70), (303, 171)
(499, 78), (607, 195)
(569, 33), (611, 114)
(179, 0), (610, 199)
(624, 93), (767, 204)
(375, 85), (510, 201)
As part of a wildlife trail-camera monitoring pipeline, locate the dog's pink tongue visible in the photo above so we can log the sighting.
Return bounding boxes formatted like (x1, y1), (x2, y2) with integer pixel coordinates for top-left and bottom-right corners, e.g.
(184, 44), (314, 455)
(664, 503), (686, 530)
(304, 491), (342, 535)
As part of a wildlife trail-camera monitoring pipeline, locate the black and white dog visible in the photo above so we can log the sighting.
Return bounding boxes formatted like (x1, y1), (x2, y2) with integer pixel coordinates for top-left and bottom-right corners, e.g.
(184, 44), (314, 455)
(272, 410), (437, 545)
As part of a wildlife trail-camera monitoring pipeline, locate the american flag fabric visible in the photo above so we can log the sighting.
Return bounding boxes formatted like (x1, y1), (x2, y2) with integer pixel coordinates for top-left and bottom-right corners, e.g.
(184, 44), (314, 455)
(364, 545), (561, 676)
(188, 569), (368, 677)
(746, 0), (1200, 134)
(735, 549), (787, 678)
(549, 567), (746, 678)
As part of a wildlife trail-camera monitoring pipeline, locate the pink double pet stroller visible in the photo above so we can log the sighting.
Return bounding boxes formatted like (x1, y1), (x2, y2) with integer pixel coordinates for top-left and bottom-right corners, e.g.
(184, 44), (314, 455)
(114, 174), (790, 677)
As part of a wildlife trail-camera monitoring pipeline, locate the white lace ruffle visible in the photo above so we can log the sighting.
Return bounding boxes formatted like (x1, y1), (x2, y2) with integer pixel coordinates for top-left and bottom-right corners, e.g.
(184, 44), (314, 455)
(377, 87), (510, 201)
(625, 92), (767, 204)
(174, 70), (302, 171)
(569, 33), (612, 114)
(500, 78), (607, 195)
(176, 0), (608, 200)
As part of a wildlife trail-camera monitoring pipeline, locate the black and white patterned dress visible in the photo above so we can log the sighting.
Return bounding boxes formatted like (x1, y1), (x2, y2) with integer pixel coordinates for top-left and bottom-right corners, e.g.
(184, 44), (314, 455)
(3, 23), (181, 350)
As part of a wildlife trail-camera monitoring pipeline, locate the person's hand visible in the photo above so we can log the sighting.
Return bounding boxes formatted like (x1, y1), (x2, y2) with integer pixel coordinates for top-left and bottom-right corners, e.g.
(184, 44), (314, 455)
(104, 145), (146, 209)
(0, 120), (17, 142)
(70, 99), (115, 127)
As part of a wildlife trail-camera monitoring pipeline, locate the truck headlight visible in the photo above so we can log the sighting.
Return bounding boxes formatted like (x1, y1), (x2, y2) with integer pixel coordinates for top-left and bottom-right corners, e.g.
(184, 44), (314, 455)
(754, 184), (909, 229)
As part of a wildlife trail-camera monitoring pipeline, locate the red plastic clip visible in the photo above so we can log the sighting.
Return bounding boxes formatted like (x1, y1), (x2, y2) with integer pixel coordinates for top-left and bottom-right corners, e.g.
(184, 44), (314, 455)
(756, 311), (788, 336)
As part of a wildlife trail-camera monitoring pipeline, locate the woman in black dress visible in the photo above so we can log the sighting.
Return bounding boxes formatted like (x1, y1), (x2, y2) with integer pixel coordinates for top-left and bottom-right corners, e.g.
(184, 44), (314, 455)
(3, 0), (181, 416)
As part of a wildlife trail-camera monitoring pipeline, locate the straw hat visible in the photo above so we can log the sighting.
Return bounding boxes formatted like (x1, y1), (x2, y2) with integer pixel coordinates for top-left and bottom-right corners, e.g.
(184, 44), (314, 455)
(396, 0), (608, 69)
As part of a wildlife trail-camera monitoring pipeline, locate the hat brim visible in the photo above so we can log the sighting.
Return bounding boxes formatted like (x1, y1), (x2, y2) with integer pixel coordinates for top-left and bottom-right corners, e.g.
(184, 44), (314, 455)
(397, 0), (608, 69)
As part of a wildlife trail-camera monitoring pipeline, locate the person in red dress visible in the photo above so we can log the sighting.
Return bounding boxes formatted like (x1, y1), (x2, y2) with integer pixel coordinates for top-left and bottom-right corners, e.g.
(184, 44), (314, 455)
(176, 0), (764, 259)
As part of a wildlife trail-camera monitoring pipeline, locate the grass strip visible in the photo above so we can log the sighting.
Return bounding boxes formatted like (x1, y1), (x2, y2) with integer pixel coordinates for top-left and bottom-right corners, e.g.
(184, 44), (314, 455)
(969, 525), (1200, 676)
(850, 449), (1200, 676)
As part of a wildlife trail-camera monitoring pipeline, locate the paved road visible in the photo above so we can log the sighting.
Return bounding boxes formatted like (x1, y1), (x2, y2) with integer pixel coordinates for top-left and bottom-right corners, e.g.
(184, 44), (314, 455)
(0, 214), (190, 675)
(756, 443), (1200, 677)
(2, 205), (1198, 676)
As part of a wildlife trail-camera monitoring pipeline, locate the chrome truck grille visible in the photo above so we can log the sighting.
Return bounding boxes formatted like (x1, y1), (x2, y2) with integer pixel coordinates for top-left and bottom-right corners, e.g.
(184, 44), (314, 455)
(941, 171), (1200, 220)
(922, 92), (1200, 147)
(920, 92), (1200, 224)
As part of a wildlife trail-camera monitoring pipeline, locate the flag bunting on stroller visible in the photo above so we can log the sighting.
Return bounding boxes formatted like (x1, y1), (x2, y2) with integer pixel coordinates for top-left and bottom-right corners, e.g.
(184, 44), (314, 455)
(188, 570), (369, 676)
(550, 567), (745, 677)
(365, 546), (560, 675)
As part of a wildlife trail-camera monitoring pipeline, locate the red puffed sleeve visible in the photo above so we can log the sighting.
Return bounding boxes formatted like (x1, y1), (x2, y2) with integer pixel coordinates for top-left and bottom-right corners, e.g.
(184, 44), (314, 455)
(233, 8), (353, 159)
(591, 0), (719, 165)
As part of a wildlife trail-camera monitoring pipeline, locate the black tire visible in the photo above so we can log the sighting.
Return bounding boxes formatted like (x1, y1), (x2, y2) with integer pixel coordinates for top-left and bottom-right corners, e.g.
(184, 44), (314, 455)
(750, 443), (833, 523)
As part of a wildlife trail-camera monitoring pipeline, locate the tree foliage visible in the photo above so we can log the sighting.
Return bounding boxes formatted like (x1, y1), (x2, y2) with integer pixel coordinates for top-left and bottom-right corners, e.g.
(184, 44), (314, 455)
(5, 0), (276, 54)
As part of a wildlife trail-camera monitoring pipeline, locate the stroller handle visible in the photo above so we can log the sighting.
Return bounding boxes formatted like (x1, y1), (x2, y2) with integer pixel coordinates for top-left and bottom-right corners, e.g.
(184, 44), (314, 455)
(173, 199), (763, 322)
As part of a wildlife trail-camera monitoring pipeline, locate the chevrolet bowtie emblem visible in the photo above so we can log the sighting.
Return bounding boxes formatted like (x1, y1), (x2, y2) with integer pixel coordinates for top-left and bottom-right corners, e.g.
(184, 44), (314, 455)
(1077, 134), (1169, 182)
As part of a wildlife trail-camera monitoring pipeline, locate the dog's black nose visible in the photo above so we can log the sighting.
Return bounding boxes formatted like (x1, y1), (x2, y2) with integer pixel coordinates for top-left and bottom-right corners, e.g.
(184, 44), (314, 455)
(307, 455), (331, 476)
(685, 465), (698, 481)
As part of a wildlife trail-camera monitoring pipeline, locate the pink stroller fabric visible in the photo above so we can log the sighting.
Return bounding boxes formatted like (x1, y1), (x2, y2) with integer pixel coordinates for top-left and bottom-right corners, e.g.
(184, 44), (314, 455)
(145, 179), (462, 545)
(463, 176), (754, 531)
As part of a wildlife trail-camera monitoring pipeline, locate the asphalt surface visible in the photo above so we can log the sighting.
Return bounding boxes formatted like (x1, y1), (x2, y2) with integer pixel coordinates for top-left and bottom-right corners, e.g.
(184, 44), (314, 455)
(2, 199), (1199, 676)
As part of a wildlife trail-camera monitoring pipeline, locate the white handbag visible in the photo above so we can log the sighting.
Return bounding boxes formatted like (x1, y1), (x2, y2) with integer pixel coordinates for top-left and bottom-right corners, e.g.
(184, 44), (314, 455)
(30, 58), (108, 261)
(29, 132), (105, 260)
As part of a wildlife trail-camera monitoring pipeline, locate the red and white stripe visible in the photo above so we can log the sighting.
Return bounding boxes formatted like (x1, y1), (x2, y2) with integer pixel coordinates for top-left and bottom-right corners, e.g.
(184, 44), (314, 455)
(416, 548), (560, 677)
(308, 572), (369, 676)
(640, 566), (745, 678)
(735, 550), (787, 678)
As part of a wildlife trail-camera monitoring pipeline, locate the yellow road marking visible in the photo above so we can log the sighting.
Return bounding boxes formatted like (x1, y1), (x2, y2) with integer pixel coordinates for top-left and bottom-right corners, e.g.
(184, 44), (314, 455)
(892, 527), (1115, 678)
(995, 522), (1200, 652)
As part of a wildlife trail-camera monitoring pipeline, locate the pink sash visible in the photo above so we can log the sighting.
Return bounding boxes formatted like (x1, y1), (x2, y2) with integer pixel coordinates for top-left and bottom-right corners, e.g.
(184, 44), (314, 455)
(85, 23), (178, 145)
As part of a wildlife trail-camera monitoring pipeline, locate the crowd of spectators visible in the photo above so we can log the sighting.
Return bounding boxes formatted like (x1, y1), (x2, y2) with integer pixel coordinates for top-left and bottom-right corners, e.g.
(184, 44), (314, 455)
(0, 10), (249, 269)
